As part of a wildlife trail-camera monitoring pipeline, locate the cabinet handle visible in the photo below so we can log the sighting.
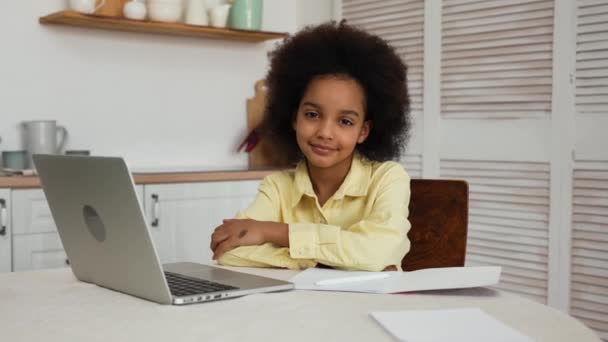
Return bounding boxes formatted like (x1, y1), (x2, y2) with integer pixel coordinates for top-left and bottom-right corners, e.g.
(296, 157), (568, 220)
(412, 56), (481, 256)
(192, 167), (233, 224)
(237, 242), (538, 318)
(0, 198), (6, 236)
(151, 194), (159, 227)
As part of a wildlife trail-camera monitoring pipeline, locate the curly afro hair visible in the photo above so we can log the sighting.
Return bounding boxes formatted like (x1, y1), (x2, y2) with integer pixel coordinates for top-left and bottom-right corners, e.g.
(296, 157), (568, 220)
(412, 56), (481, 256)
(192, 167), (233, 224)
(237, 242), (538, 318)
(261, 21), (411, 163)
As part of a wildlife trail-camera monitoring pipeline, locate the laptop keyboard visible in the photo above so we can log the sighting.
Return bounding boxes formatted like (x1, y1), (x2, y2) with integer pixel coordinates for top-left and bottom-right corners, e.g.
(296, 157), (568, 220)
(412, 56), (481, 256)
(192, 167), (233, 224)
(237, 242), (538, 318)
(164, 271), (239, 297)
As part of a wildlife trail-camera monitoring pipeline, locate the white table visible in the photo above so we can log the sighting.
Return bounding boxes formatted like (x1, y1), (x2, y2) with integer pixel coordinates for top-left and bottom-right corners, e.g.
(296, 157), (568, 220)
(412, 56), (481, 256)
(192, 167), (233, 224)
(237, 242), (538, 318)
(0, 266), (600, 342)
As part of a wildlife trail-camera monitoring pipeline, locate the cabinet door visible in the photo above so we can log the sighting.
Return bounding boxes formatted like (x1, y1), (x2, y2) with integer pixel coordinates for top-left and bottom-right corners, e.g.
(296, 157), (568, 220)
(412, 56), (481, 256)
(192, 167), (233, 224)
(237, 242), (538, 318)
(12, 233), (68, 271)
(11, 186), (145, 272)
(0, 189), (11, 272)
(144, 181), (260, 265)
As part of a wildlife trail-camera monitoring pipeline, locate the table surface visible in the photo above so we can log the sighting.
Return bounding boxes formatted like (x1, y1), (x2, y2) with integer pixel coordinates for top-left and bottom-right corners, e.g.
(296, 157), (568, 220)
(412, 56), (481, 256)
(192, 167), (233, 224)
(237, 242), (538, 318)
(0, 266), (600, 342)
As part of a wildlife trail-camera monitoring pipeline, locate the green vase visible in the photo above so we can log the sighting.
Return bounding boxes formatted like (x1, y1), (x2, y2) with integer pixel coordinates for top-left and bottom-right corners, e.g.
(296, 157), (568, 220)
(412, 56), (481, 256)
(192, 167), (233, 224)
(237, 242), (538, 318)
(229, 0), (263, 31)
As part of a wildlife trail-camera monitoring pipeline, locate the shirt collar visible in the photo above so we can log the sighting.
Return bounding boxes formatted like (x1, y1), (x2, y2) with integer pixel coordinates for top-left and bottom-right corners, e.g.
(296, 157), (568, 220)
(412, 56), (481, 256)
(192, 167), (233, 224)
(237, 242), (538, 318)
(291, 152), (372, 207)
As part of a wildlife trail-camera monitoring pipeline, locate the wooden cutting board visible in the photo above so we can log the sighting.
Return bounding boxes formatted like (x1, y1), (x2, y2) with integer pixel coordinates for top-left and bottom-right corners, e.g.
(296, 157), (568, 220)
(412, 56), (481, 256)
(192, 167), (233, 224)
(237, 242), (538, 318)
(95, 0), (128, 17)
(246, 80), (291, 169)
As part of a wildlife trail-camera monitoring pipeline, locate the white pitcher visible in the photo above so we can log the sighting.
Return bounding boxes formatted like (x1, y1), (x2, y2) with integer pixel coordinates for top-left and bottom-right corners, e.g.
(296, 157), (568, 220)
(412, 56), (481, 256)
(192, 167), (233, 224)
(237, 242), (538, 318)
(22, 120), (68, 169)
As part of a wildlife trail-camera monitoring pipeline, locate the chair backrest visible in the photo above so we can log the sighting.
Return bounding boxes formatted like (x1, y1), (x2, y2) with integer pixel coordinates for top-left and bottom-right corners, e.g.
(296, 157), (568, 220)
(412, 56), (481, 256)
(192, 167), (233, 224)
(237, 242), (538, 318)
(401, 179), (469, 271)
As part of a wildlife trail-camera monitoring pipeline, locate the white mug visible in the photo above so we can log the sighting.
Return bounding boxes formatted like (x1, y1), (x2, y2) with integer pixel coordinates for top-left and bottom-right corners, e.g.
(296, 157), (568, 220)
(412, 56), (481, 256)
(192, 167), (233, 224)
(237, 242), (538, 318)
(209, 4), (231, 28)
(68, 0), (107, 14)
(185, 0), (208, 26)
(22, 120), (68, 170)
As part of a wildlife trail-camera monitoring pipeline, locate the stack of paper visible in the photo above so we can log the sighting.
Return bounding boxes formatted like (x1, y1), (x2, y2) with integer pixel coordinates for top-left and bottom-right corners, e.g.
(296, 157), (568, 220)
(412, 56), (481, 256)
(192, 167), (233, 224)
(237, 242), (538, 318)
(289, 266), (501, 293)
(371, 308), (534, 342)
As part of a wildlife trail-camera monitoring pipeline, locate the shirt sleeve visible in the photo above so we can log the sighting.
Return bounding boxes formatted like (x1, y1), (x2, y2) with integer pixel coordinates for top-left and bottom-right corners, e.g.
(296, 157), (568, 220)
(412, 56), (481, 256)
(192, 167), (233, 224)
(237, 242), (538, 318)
(288, 166), (411, 272)
(217, 174), (317, 270)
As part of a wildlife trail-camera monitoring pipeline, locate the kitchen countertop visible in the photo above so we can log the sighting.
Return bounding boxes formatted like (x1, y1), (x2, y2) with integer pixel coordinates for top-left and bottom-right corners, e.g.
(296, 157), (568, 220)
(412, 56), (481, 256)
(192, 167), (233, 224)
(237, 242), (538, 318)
(0, 168), (279, 189)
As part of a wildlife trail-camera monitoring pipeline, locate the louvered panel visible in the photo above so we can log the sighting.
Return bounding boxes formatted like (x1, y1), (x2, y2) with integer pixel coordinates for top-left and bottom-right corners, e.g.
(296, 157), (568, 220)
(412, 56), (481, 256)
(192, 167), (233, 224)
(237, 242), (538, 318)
(470, 184), (550, 196)
(468, 228), (547, 247)
(571, 160), (608, 340)
(441, 159), (550, 172)
(471, 192), (549, 206)
(471, 207), (548, 222)
(467, 259), (547, 303)
(441, 159), (550, 303)
(400, 153), (422, 179)
(471, 215), (548, 232)
(441, 0), (554, 119)
(467, 239), (548, 259)
(576, 0), (608, 115)
(443, 0), (550, 14)
(343, 0), (424, 120)
(467, 258), (547, 281)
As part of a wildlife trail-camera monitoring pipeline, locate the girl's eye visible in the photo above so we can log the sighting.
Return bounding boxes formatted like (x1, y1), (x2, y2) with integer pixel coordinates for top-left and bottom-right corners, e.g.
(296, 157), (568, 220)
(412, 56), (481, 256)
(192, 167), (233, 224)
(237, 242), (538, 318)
(304, 111), (319, 118)
(340, 118), (354, 126)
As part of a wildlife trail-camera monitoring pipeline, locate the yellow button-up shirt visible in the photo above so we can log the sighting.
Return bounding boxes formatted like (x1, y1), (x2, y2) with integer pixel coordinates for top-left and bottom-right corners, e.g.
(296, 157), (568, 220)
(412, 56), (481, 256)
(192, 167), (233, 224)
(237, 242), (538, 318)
(218, 153), (411, 272)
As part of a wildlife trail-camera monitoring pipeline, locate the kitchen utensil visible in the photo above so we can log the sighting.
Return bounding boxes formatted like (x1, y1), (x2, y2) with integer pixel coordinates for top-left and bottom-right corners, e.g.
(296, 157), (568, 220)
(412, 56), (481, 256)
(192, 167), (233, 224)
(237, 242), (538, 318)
(95, 0), (128, 17)
(185, 0), (208, 25)
(69, 0), (107, 14)
(148, 0), (183, 22)
(229, 0), (263, 31)
(123, 0), (147, 20)
(22, 120), (68, 170)
(2, 150), (28, 170)
(209, 4), (231, 28)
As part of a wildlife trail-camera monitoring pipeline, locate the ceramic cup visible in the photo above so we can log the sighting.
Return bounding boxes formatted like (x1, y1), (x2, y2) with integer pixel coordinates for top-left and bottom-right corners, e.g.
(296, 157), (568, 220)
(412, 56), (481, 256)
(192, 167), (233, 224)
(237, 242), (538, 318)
(2, 150), (28, 170)
(123, 0), (147, 20)
(185, 0), (208, 25)
(69, 0), (107, 14)
(228, 0), (263, 31)
(148, 0), (183, 22)
(209, 4), (231, 28)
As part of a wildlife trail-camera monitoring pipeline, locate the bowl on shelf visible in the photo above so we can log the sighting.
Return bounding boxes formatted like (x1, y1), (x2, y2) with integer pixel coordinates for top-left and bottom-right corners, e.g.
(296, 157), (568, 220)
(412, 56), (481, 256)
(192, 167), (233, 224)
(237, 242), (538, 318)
(147, 0), (183, 23)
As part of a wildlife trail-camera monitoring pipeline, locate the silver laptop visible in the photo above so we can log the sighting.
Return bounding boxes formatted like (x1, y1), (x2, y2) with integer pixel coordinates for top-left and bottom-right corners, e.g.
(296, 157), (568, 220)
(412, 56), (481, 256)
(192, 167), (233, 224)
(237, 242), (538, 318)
(33, 154), (293, 305)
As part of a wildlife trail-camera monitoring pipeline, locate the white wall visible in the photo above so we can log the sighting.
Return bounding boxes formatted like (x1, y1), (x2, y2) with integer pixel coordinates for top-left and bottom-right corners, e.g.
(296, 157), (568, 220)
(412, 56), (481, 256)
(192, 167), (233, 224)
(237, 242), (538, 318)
(297, 0), (336, 29)
(0, 0), (331, 170)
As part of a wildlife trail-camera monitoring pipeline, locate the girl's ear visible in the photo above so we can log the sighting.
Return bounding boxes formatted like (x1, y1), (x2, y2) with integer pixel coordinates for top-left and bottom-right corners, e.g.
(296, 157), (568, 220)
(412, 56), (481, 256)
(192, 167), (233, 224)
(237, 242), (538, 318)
(358, 120), (371, 144)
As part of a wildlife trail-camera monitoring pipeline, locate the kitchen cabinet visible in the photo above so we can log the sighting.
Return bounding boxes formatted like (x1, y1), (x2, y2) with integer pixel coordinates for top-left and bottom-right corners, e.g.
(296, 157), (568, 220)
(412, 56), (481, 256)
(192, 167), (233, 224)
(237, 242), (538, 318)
(5, 186), (145, 272)
(11, 189), (65, 271)
(143, 180), (259, 264)
(1, 180), (259, 272)
(0, 189), (11, 272)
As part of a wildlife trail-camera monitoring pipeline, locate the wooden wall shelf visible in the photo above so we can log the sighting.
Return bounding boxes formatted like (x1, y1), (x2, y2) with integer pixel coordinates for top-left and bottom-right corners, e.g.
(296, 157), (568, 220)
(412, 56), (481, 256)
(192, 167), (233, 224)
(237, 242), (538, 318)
(39, 11), (288, 42)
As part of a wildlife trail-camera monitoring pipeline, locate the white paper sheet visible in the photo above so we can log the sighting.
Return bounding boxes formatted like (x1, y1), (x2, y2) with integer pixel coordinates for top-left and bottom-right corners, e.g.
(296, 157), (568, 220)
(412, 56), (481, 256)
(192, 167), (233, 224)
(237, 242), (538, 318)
(289, 266), (501, 293)
(370, 308), (535, 342)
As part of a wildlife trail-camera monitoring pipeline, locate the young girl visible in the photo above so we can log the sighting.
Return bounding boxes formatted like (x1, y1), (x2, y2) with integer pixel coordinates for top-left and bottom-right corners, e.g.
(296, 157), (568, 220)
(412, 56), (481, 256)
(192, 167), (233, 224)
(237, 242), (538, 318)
(210, 21), (411, 272)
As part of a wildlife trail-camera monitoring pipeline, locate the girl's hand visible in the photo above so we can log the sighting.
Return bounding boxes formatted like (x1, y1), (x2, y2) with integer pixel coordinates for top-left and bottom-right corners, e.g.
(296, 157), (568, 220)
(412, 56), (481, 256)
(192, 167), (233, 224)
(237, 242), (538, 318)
(210, 219), (289, 260)
(210, 219), (267, 260)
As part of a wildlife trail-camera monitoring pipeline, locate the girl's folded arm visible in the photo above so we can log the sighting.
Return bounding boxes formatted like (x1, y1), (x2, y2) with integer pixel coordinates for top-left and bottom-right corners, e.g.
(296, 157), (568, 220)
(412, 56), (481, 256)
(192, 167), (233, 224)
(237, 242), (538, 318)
(289, 170), (411, 272)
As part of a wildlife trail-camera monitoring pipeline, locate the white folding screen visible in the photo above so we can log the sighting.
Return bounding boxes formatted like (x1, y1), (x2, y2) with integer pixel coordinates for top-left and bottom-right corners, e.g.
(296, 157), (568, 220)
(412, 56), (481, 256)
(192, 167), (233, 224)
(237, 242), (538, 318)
(570, 161), (608, 341)
(342, 0), (425, 178)
(442, 159), (551, 303)
(441, 0), (555, 119)
(439, 0), (555, 304)
(571, 0), (608, 339)
(575, 0), (608, 115)
(340, 0), (608, 338)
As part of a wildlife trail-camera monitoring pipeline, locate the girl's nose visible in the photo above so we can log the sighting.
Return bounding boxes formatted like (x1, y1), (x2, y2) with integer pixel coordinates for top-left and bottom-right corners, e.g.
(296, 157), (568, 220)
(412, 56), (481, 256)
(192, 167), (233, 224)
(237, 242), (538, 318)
(316, 119), (334, 140)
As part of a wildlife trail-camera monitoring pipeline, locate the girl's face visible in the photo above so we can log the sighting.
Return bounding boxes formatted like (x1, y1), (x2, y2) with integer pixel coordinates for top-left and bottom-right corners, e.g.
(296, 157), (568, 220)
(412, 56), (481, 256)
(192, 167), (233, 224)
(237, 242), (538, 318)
(293, 76), (370, 170)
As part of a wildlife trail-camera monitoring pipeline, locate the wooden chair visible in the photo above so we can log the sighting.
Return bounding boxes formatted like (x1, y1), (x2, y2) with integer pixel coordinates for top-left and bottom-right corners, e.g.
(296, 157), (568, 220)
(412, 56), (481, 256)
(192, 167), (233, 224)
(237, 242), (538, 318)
(401, 179), (469, 271)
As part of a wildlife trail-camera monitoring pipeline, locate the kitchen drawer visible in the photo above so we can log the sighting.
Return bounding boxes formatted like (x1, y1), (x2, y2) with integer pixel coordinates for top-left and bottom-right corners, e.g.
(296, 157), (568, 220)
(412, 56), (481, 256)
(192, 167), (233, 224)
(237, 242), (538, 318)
(12, 189), (56, 235)
(12, 186), (145, 235)
(12, 232), (68, 272)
